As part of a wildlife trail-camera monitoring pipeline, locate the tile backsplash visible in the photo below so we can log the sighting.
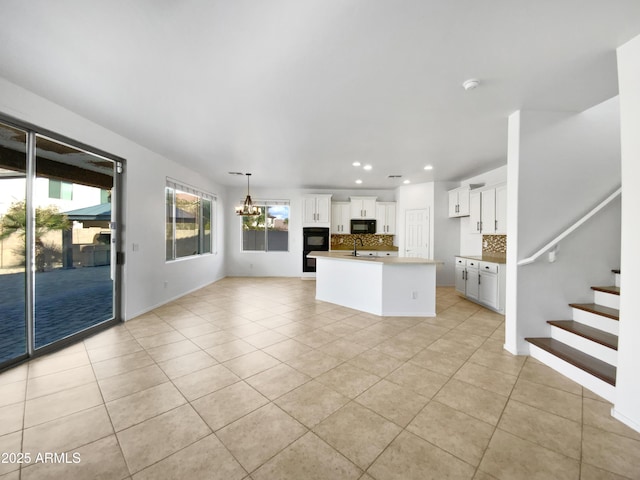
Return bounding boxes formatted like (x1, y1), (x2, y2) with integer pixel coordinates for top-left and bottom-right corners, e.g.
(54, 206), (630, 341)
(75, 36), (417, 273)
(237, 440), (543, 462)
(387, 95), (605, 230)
(483, 235), (507, 255)
(331, 234), (395, 250)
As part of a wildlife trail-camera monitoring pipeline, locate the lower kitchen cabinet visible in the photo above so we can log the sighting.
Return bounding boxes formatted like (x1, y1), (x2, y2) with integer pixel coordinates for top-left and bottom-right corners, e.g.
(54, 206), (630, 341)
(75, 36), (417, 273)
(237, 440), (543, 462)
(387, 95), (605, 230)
(454, 257), (505, 313)
(455, 263), (466, 294)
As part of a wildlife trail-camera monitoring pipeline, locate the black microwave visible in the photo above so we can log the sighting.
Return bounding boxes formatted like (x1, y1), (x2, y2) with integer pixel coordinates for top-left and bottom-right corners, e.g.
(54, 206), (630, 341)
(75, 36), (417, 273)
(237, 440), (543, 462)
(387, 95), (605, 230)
(351, 219), (376, 234)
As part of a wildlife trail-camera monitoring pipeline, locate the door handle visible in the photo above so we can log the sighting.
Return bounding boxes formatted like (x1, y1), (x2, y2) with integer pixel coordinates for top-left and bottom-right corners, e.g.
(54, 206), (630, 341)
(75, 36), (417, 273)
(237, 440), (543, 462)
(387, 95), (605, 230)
(495, 220), (498, 231)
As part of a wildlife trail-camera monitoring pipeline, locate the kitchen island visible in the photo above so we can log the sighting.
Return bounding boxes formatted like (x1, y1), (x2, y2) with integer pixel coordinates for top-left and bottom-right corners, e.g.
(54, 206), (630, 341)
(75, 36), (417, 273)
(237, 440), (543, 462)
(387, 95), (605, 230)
(307, 251), (441, 316)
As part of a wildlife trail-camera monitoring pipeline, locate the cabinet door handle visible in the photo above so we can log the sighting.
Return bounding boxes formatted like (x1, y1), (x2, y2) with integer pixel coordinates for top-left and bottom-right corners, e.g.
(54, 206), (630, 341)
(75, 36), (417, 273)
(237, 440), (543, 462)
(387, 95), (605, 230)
(478, 274), (481, 285)
(476, 221), (480, 232)
(495, 220), (498, 231)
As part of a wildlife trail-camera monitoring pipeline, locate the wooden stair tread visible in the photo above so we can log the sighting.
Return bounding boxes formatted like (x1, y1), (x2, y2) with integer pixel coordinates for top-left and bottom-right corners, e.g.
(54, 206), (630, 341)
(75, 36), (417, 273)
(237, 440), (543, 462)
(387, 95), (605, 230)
(569, 303), (619, 320)
(547, 320), (618, 350)
(526, 337), (616, 386)
(591, 286), (620, 296)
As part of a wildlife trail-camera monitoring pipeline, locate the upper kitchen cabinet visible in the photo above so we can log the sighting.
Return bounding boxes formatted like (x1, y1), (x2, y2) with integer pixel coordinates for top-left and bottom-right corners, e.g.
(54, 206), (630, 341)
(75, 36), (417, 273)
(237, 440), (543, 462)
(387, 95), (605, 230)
(495, 184), (507, 234)
(375, 202), (396, 234)
(469, 184), (507, 234)
(303, 194), (332, 226)
(350, 196), (377, 219)
(448, 186), (470, 217)
(331, 202), (350, 233)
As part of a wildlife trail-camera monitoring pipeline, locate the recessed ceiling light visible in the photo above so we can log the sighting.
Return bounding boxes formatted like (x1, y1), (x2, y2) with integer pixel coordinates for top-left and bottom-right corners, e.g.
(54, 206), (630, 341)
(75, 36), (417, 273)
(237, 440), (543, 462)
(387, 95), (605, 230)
(355, 179), (362, 184)
(403, 180), (411, 184)
(462, 78), (480, 91)
(352, 162), (361, 167)
(363, 164), (372, 171)
(424, 165), (433, 170)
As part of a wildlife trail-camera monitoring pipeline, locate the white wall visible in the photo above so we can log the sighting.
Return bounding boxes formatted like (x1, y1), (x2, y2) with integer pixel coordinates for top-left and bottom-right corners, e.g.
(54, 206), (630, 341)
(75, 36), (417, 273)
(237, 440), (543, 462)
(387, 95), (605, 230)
(0, 77), (227, 320)
(225, 187), (395, 277)
(613, 33), (640, 432)
(433, 181), (459, 286)
(505, 98), (622, 354)
(459, 165), (508, 256)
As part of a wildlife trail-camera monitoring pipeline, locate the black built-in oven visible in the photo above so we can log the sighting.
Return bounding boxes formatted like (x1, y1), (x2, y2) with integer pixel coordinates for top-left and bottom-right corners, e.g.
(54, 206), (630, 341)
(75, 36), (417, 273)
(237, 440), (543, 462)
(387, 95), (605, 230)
(303, 227), (329, 272)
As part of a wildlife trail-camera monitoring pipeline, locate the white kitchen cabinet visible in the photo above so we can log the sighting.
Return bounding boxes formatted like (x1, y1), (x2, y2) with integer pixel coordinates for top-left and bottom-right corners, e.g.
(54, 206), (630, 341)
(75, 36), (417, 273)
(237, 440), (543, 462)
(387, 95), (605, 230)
(468, 184), (507, 234)
(495, 184), (507, 234)
(455, 263), (466, 295)
(478, 264), (500, 310)
(454, 256), (505, 313)
(465, 259), (480, 300)
(448, 186), (470, 217)
(376, 251), (398, 257)
(481, 189), (496, 234)
(303, 194), (332, 226)
(469, 190), (482, 234)
(331, 202), (350, 233)
(350, 196), (377, 219)
(375, 202), (396, 234)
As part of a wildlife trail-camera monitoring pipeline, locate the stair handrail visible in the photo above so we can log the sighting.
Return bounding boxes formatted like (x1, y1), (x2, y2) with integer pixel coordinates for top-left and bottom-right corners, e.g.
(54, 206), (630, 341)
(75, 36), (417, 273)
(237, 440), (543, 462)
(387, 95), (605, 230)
(518, 186), (621, 266)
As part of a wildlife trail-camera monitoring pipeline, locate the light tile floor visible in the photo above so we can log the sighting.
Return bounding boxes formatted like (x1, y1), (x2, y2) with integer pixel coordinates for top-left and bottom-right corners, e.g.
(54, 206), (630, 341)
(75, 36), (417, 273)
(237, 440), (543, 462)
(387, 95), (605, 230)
(1, 278), (640, 479)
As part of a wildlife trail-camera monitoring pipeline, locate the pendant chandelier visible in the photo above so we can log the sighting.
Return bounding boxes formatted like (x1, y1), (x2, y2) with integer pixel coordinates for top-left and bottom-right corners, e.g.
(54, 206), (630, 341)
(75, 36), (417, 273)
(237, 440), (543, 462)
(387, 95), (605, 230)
(235, 173), (260, 216)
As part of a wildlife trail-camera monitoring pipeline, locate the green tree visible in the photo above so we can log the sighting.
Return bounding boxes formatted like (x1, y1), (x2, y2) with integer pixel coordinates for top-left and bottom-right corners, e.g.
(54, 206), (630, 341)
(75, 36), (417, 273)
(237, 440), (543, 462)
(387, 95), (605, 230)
(0, 201), (70, 271)
(241, 207), (266, 230)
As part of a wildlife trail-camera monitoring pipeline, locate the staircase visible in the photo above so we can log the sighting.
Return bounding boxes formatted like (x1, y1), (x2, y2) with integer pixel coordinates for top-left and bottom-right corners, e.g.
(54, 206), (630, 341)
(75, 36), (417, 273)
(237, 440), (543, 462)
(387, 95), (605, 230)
(526, 270), (620, 402)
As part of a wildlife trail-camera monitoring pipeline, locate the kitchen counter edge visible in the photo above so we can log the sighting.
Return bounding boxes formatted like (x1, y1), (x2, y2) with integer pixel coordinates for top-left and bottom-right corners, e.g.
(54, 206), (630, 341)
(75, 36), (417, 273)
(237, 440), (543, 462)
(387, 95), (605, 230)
(308, 251), (442, 265)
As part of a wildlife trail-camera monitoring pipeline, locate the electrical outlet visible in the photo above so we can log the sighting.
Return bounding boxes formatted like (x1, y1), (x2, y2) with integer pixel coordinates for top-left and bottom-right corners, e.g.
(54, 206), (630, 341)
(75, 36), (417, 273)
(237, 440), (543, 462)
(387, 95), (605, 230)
(163, 281), (168, 288)
(411, 291), (418, 299)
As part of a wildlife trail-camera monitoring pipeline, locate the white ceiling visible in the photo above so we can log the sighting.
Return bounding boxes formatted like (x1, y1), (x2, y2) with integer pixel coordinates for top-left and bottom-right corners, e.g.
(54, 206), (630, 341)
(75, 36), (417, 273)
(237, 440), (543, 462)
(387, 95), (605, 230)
(1, 0), (640, 189)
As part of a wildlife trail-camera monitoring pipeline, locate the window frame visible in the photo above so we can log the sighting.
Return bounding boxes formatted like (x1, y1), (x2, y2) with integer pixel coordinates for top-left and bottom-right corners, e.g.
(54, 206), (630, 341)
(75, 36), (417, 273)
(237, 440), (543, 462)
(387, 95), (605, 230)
(165, 178), (216, 261)
(240, 201), (290, 253)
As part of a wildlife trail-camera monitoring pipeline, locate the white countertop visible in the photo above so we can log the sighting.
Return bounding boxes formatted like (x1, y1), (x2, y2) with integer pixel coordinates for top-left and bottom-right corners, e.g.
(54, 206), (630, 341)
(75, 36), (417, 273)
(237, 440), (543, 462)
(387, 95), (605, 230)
(308, 251), (442, 265)
(456, 254), (506, 264)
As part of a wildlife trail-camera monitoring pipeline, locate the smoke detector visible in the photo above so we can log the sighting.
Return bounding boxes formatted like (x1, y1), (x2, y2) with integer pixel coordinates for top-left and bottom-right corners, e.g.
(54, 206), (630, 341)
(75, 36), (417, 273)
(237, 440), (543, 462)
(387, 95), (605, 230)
(462, 79), (480, 91)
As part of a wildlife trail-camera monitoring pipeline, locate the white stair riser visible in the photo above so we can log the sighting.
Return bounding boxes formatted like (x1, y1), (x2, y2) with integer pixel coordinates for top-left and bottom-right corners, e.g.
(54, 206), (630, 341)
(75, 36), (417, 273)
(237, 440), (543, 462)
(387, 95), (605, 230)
(614, 273), (620, 288)
(572, 309), (619, 335)
(550, 326), (617, 367)
(529, 343), (615, 402)
(593, 291), (620, 310)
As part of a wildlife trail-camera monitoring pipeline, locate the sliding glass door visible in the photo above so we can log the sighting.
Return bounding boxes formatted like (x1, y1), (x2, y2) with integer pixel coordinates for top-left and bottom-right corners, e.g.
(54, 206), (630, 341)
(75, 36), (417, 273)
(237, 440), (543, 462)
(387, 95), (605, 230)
(0, 123), (28, 365)
(33, 135), (116, 349)
(0, 118), (122, 368)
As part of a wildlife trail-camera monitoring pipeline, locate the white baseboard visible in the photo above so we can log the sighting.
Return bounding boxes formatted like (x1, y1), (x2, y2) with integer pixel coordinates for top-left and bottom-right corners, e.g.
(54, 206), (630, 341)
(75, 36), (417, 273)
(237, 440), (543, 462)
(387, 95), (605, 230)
(611, 407), (640, 434)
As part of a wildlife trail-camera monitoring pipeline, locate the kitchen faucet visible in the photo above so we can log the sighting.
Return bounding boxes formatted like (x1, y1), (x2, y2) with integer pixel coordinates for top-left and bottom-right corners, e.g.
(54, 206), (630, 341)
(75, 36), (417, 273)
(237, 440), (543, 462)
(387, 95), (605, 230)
(353, 236), (364, 256)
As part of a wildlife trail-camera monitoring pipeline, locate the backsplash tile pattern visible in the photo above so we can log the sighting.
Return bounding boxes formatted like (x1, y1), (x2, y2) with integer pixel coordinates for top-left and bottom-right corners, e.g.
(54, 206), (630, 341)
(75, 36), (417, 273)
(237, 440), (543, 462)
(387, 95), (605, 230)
(331, 234), (396, 250)
(483, 235), (507, 255)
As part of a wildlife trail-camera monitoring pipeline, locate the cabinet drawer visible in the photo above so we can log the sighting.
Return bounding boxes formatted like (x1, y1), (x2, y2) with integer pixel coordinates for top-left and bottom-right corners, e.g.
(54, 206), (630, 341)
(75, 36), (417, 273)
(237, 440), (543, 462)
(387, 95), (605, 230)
(466, 260), (479, 270)
(479, 262), (499, 273)
(455, 257), (466, 266)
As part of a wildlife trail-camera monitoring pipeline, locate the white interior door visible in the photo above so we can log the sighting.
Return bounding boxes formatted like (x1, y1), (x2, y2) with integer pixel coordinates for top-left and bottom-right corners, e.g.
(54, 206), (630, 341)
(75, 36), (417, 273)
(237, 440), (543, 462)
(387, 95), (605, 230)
(405, 208), (430, 258)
